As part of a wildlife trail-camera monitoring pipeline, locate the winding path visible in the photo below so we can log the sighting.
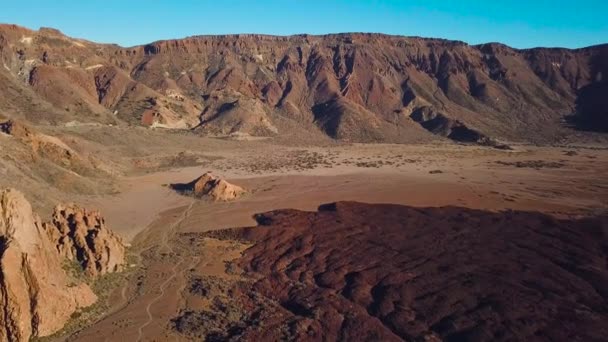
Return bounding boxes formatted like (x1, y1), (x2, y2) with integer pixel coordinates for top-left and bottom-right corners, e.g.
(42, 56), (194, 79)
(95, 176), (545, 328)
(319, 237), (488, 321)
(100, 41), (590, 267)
(136, 200), (195, 342)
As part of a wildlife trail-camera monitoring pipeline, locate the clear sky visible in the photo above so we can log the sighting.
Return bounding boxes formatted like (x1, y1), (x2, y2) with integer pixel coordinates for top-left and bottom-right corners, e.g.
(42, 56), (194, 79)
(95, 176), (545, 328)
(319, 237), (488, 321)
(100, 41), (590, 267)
(1, 0), (606, 49)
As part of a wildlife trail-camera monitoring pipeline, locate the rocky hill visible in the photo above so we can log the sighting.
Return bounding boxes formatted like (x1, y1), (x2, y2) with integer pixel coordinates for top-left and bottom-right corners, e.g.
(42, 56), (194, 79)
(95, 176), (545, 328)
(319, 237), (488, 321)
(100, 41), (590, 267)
(0, 24), (606, 143)
(170, 172), (246, 201)
(0, 188), (125, 341)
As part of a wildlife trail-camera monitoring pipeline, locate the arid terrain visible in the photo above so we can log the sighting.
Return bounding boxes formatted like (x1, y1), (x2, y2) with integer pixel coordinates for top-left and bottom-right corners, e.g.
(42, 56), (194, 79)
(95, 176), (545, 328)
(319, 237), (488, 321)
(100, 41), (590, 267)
(46, 138), (608, 342)
(0, 24), (607, 341)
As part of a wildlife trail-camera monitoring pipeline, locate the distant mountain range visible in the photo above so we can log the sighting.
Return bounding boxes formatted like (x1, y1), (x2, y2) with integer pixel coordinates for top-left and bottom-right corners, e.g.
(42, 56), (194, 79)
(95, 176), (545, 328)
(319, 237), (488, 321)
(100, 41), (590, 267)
(1, 24), (606, 144)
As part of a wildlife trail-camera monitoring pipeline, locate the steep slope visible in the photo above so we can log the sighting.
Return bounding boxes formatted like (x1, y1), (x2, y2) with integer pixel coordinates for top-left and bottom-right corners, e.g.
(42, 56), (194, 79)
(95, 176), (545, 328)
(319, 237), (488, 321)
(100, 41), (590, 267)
(0, 117), (118, 215)
(44, 204), (126, 277)
(0, 119), (94, 174)
(0, 188), (126, 340)
(195, 88), (278, 136)
(0, 24), (606, 143)
(0, 189), (96, 341)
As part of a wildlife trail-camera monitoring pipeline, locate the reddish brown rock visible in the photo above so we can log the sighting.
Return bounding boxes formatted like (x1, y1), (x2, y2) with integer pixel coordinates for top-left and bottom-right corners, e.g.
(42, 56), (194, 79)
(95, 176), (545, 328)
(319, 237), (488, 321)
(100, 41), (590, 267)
(203, 202), (608, 341)
(0, 189), (96, 341)
(196, 89), (278, 136)
(262, 80), (283, 107)
(44, 204), (126, 277)
(171, 172), (246, 201)
(1, 24), (607, 141)
(0, 119), (34, 139)
(0, 119), (93, 173)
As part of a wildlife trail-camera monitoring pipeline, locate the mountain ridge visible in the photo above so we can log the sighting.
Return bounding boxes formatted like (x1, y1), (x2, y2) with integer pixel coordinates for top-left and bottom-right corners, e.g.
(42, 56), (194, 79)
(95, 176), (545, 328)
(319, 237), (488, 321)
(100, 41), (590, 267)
(12, 24), (608, 51)
(1, 23), (606, 144)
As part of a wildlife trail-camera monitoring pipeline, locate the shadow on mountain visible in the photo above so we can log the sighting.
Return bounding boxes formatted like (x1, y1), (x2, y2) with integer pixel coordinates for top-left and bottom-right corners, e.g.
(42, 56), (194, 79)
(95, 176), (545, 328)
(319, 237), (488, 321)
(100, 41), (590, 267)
(567, 82), (608, 132)
(566, 52), (608, 132)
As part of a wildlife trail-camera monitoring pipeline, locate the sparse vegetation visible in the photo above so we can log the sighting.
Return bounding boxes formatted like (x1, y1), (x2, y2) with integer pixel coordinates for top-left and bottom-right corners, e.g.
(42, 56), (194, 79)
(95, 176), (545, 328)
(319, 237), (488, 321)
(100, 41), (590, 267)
(62, 259), (87, 283)
(36, 249), (137, 341)
(495, 160), (566, 169)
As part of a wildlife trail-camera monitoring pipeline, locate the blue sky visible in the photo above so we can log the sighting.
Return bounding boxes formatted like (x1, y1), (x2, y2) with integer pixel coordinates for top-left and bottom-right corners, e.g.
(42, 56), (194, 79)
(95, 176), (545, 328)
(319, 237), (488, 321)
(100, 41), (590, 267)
(1, 0), (606, 48)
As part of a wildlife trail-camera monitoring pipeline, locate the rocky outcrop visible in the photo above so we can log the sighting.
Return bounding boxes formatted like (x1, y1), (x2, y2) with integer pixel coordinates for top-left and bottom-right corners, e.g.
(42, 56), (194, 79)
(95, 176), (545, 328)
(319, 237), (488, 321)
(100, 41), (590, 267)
(43, 204), (126, 277)
(0, 188), (126, 341)
(0, 189), (96, 341)
(171, 172), (246, 201)
(0, 120), (34, 140)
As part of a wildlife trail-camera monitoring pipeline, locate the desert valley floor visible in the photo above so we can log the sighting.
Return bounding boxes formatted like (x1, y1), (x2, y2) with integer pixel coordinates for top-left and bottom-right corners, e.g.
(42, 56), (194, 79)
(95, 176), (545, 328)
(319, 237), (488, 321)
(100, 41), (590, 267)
(21, 132), (602, 341)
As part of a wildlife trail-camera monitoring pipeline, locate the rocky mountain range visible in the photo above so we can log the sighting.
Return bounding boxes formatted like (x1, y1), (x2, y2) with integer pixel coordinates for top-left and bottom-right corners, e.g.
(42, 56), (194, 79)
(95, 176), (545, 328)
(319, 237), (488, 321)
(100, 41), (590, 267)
(1, 23), (606, 145)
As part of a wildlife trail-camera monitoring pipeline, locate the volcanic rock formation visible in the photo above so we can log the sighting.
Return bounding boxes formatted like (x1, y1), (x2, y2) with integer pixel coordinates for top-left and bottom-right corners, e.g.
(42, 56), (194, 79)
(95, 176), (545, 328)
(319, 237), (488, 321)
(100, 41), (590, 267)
(201, 202), (608, 341)
(0, 189), (96, 341)
(43, 204), (126, 277)
(0, 188), (126, 341)
(171, 172), (246, 201)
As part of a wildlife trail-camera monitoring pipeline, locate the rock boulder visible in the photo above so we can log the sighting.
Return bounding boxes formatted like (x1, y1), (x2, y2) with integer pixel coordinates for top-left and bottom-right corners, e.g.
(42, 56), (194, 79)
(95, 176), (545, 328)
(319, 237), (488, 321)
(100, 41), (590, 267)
(171, 172), (246, 201)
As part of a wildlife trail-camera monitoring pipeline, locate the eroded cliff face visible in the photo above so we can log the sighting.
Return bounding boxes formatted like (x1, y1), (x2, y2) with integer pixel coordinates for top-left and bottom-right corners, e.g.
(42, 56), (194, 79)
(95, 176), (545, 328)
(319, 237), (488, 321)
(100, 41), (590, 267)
(0, 24), (606, 143)
(44, 204), (126, 277)
(0, 189), (96, 341)
(0, 188), (125, 341)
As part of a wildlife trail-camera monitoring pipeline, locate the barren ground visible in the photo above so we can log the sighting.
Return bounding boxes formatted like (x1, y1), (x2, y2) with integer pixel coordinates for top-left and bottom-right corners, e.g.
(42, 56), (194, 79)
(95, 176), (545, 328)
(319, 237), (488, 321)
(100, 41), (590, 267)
(41, 138), (608, 341)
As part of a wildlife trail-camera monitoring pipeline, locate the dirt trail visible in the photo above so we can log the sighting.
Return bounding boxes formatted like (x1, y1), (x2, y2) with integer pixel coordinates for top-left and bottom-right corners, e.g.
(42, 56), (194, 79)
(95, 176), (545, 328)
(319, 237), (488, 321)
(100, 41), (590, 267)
(136, 258), (185, 341)
(135, 200), (195, 342)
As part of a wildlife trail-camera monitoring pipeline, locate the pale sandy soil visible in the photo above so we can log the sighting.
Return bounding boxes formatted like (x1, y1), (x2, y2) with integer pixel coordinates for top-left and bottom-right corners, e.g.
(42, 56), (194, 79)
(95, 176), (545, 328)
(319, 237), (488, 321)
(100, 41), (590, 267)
(62, 142), (608, 341)
(83, 143), (608, 242)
